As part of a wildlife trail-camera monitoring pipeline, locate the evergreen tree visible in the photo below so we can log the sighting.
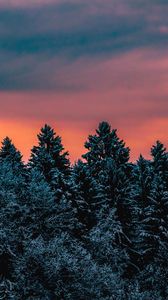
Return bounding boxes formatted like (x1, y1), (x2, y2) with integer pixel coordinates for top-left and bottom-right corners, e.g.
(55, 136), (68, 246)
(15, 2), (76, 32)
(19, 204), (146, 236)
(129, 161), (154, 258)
(83, 121), (130, 172)
(130, 155), (155, 269)
(70, 160), (104, 237)
(15, 233), (124, 300)
(136, 173), (168, 300)
(97, 157), (132, 213)
(97, 158), (137, 269)
(82, 121), (133, 232)
(151, 141), (168, 187)
(27, 168), (76, 239)
(0, 137), (27, 202)
(135, 155), (153, 208)
(29, 124), (70, 184)
(139, 175), (168, 265)
(0, 137), (25, 174)
(0, 160), (28, 297)
(0, 121), (168, 299)
(89, 207), (128, 276)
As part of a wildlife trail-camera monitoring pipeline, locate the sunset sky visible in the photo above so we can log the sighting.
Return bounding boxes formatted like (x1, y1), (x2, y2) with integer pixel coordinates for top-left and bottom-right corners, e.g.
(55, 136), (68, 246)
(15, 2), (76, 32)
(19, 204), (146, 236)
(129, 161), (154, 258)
(0, 0), (168, 162)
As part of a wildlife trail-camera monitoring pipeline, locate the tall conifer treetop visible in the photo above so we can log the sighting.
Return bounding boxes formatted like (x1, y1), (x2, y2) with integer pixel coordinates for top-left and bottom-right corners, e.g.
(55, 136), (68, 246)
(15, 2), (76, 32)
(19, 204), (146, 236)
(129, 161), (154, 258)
(29, 124), (70, 181)
(151, 141), (168, 187)
(0, 137), (23, 163)
(0, 123), (168, 298)
(83, 121), (130, 166)
(151, 141), (166, 159)
(151, 141), (168, 172)
(0, 137), (24, 175)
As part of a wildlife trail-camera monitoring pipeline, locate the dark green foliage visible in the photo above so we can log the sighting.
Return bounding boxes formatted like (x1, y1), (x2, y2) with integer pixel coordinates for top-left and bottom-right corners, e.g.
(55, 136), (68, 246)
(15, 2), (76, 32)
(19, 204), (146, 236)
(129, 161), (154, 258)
(0, 137), (23, 163)
(83, 121), (130, 169)
(15, 233), (124, 300)
(27, 169), (76, 239)
(70, 160), (104, 236)
(0, 137), (25, 175)
(0, 122), (168, 299)
(139, 176), (168, 264)
(29, 124), (70, 184)
(151, 140), (168, 187)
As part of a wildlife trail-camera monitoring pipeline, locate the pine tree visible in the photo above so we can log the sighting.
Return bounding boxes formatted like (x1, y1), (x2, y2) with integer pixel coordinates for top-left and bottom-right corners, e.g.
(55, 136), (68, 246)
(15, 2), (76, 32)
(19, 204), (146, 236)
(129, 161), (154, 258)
(135, 155), (153, 206)
(70, 160), (104, 237)
(83, 121), (130, 172)
(135, 175), (168, 299)
(27, 168), (76, 239)
(151, 141), (168, 187)
(140, 175), (168, 264)
(89, 207), (128, 276)
(0, 121), (168, 298)
(131, 155), (154, 269)
(0, 137), (24, 174)
(97, 158), (136, 265)
(16, 233), (124, 300)
(0, 160), (28, 296)
(82, 121), (132, 229)
(29, 124), (70, 184)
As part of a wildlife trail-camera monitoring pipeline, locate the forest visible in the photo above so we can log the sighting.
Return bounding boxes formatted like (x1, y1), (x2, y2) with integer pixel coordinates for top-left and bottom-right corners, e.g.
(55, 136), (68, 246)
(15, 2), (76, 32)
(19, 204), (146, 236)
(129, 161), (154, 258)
(0, 121), (168, 299)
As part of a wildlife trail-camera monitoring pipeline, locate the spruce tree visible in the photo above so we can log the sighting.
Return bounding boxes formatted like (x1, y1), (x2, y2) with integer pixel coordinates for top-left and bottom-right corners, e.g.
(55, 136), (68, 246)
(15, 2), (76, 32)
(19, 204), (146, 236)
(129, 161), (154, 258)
(82, 122), (135, 277)
(29, 124), (70, 184)
(82, 122), (131, 218)
(151, 141), (168, 188)
(82, 122), (132, 222)
(0, 137), (27, 207)
(27, 169), (76, 239)
(140, 175), (168, 263)
(131, 155), (154, 269)
(136, 175), (168, 298)
(0, 160), (28, 297)
(89, 207), (128, 276)
(0, 137), (24, 174)
(16, 233), (124, 300)
(83, 121), (130, 171)
(0, 121), (168, 298)
(70, 160), (104, 237)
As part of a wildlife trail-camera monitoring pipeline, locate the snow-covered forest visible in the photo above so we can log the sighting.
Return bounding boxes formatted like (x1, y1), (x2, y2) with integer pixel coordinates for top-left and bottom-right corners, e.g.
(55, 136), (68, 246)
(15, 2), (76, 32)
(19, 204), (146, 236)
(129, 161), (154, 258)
(0, 122), (168, 299)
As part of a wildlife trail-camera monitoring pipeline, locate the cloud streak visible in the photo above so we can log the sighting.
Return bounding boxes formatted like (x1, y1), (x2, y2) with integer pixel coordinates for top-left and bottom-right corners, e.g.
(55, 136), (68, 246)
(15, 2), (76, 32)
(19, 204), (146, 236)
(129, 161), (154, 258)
(0, 47), (168, 161)
(1, 1), (168, 90)
(0, 1), (168, 161)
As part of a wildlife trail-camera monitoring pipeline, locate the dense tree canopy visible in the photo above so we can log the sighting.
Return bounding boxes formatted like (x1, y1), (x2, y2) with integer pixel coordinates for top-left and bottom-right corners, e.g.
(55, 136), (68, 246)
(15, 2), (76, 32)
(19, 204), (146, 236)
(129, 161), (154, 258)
(0, 122), (167, 299)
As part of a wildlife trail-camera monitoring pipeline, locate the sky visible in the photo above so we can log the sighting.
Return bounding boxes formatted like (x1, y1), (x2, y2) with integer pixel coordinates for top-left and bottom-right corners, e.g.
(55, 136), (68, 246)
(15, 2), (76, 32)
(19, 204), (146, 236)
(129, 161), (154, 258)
(0, 0), (168, 162)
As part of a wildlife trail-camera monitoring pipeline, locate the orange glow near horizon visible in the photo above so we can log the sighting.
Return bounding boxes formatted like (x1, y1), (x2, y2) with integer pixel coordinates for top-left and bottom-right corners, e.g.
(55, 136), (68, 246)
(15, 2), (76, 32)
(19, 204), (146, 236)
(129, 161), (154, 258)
(0, 47), (168, 163)
(0, 3), (168, 165)
(0, 117), (167, 164)
(0, 119), (87, 163)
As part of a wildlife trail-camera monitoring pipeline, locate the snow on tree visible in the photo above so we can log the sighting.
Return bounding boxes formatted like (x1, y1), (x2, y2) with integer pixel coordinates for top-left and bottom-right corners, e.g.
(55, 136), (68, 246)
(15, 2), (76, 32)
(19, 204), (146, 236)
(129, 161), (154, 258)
(70, 160), (105, 237)
(0, 137), (24, 174)
(27, 168), (76, 239)
(29, 124), (70, 184)
(89, 207), (128, 276)
(83, 121), (130, 170)
(139, 175), (168, 265)
(151, 140), (168, 187)
(15, 233), (124, 299)
(0, 122), (167, 299)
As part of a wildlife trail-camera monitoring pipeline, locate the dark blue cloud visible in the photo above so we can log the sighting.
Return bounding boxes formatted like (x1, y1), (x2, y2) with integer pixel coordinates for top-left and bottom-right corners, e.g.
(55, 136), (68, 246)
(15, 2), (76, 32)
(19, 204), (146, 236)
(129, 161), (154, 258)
(0, 0), (168, 90)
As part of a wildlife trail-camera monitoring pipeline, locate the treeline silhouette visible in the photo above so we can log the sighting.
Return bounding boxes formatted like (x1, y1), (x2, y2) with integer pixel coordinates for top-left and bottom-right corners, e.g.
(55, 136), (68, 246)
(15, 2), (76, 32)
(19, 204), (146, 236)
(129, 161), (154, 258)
(0, 122), (168, 299)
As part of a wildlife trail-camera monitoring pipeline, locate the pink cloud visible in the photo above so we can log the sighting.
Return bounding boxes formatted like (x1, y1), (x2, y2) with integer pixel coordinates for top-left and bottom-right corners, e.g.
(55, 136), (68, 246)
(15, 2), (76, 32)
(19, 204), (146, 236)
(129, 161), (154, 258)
(159, 25), (168, 34)
(0, 0), (57, 8)
(0, 48), (168, 162)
